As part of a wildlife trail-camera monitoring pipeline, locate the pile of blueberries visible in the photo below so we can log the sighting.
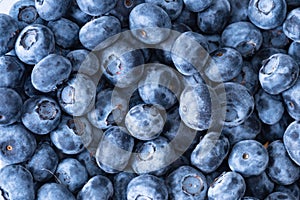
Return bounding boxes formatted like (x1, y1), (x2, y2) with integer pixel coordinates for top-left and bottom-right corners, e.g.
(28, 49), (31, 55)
(1, 0), (300, 199)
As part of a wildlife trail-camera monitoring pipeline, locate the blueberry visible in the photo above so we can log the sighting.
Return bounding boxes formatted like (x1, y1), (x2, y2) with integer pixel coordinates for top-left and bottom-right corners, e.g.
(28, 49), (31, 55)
(264, 192), (297, 200)
(266, 140), (300, 185)
(113, 172), (137, 200)
(0, 164), (35, 200)
(248, 0), (287, 30)
(166, 165), (208, 200)
(255, 88), (284, 125)
(47, 18), (80, 49)
(275, 183), (300, 200)
(31, 54), (72, 93)
(35, 0), (71, 21)
(215, 82), (254, 127)
(98, 40), (145, 88)
(66, 49), (100, 76)
(262, 26), (290, 49)
(87, 88), (128, 129)
(77, 175), (114, 200)
(50, 115), (92, 155)
(228, 0), (249, 23)
(21, 96), (61, 135)
(288, 41), (300, 65)
(36, 183), (75, 200)
(145, 0), (183, 20)
(242, 197), (260, 200)
(125, 104), (165, 140)
(245, 172), (275, 199)
(55, 158), (88, 193)
(95, 126), (134, 173)
(259, 53), (299, 95)
(79, 16), (121, 51)
(208, 171), (246, 200)
(129, 3), (172, 44)
(205, 47), (243, 82)
(173, 6), (197, 30)
(228, 139), (269, 177)
(282, 78), (300, 120)
(77, 149), (104, 177)
(15, 24), (55, 65)
(57, 73), (96, 117)
(283, 8), (300, 42)
(221, 21), (263, 58)
(197, 0), (231, 34)
(191, 132), (230, 173)
(25, 141), (59, 182)
(0, 87), (23, 126)
(130, 136), (176, 174)
(171, 31), (210, 75)
(138, 64), (182, 109)
(65, 0), (92, 26)
(76, 0), (117, 16)
(283, 121), (300, 166)
(0, 14), (19, 56)
(0, 55), (25, 88)
(127, 174), (168, 200)
(222, 113), (261, 145)
(183, 0), (212, 12)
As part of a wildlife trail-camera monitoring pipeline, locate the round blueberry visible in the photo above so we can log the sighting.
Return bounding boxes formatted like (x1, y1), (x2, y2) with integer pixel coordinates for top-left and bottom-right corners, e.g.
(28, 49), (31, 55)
(283, 121), (300, 166)
(35, 0), (71, 21)
(282, 78), (300, 120)
(0, 14), (19, 56)
(183, 0), (212, 12)
(76, 0), (117, 16)
(283, 8), (300, 42)
(36, 183), (75, 200)
(0, 55), (25, 88)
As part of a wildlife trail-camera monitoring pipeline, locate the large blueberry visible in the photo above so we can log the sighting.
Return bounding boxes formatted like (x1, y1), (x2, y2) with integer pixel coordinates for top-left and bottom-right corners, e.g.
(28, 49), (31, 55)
(245, 172), (275, 199)
(282, 78), (300, 120)
(183, 0), (212, 12)
(0, 55), (25, 88)
(76, 0), (117, 16)
(0, 14), (19, 56)
(113, 172), (137, 200)
(145, 0), (183, 20)
(283, 8), (300, 42)
(35, 0), (71, 21)
(15, 24), (55, 65)
(264, 192), (297, 200)
(36, 183), (75, 200)
(283, 121), (300, 166)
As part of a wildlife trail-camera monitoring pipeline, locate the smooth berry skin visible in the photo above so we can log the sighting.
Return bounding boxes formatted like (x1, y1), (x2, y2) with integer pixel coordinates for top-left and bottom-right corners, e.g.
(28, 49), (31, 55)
(31, 54), (72, 93)
(55, 158), (88, 193)
(245, 172), (275, 199)
(228, 140), (269, 177)
(15, 24), (55, 65)
(57, 73), (96, 117)
(283, 121), (300, 166)
(9, 0), (44, 29)
(191, 132), (230, 173)
(35, 0), (71, 21)
(113, 172), (137, 200)
(264, 192), (297, 200)
(183, 0), (212, 12)
(248, 0), (287, 30)
(0, 88), (23, 126)
(21, 96), (61, 135)
(275, 183), (300, 200)
(65, 0), (92, 26)
(127, 174), (168, 200)
(205, 47), (243, 82)
(222, 113), (261, 145)
(282, 79), (300, 120)
(138, 64), (182, 109)
(0, 55), (25, 88)
(77, 149), (104, 177)
(25, 142), (58, 182)
(259, 53), (299, 95)
(96, 126), (134, 173)
(171, 31), (210, 76)
(0, 123), (36, 165)
(76, 0), (117, 16)
(221, 21), (263, 58)
(166, 166), (208, 200)
(79, 16), (121, 51)
(145, 0), (183, 20)
(77, 175), (114, 200)
(208, 171), (246, 200)
(228, 0), (249, 23)
(255, 89), (284, 125)
(131, 136), (176, 175)
(197, 0), (231, 34)
(36, 183), (75, 200)
(0, 14), (19, 56)
(50, 115), (92, 155)
(288, 41), (300, 65)
(66, 49), (99, 76)
(129, 3), (172, 44)
(88, 88), (128, 130)
(283, 8), (300, 42)
(215, 82), (254, 127)
(267, 140), (300, 185)
(125, 104), (165, 141)
(0, 165), (35, 200)
(179, 83), (215, 131)
(47, 18), (79, 49)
